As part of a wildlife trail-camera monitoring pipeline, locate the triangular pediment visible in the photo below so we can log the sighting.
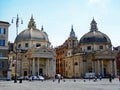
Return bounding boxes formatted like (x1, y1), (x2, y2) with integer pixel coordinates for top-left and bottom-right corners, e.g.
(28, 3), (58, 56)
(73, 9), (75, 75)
(96, 49), (113, 55)
(27, 46), (56, 58)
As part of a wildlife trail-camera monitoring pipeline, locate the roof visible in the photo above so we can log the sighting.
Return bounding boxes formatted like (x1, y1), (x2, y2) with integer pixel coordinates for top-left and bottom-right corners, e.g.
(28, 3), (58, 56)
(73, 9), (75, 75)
(79, 30), (111, 44)
(79, 18), (111, 45)
(14, 16), (49, 43)
(0, 21), (9, 24)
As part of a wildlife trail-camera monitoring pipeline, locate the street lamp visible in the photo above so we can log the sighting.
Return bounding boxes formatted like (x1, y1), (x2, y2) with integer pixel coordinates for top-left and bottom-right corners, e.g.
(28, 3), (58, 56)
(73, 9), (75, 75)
(11, 14), (23, 83)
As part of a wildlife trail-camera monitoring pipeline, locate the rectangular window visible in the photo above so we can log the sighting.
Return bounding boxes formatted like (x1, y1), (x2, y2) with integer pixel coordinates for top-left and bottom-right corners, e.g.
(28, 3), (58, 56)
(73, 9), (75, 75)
(0, 27), (6, 34)
(2, 61), (4, 68)
(0, 40), (5, 46)
(87, 46), (91, 50)
(18, 44), (21, 48)
(0, 52), (3, 57)
(99, 46), (103, 49)
(25, 43), (28, 47)
(0, 63), (1, 68)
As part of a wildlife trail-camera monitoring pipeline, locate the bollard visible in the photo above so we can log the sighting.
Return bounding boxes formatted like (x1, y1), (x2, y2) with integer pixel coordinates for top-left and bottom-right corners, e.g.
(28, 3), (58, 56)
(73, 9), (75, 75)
(74, 79), (76, 82)
(19, 79), (22, 83)
(58, 79), (60, 83)
(84, 79), (86, 82)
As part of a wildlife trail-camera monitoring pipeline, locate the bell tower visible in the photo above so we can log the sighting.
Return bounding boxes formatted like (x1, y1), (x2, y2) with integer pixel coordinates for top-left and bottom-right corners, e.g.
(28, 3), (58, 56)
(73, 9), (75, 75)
(68, 25), (78, 49)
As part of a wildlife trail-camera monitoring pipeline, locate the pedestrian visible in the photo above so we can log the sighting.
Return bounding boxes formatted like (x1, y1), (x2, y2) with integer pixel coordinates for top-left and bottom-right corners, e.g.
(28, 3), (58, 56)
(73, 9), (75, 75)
(109, 75), (112, 83)
(58, 78), (60, 83)
(99, 75), (102, 80)
(119, 76), (120, 82)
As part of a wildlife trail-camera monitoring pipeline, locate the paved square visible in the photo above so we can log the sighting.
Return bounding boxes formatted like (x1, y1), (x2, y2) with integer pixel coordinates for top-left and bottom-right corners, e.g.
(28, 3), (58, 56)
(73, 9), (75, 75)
(0, 78), (120, 90)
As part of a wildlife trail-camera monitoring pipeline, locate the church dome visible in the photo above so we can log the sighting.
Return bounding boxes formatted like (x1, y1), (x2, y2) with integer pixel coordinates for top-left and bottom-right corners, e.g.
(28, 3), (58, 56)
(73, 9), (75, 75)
(79, 19), (111, 45)
(14, 16), (49, 43)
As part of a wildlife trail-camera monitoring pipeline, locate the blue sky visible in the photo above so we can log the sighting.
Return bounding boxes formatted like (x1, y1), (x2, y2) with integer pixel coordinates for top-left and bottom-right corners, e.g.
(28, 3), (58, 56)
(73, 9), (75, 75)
(0, 0), (120, 47)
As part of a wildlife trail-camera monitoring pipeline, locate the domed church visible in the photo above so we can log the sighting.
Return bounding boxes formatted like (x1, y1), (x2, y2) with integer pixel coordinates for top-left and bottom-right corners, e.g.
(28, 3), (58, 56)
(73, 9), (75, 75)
(9, 16), (56, 78)
(57, 18), (117, 78)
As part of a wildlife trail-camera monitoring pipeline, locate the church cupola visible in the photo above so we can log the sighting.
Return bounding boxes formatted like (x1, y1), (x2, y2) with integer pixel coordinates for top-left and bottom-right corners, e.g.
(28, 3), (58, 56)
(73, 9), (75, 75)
(28, 15), (36, 29)
(90, 18), (98, 31)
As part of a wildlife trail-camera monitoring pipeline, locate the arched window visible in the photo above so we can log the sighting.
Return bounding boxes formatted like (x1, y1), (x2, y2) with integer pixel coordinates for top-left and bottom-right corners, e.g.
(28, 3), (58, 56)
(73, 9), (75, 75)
(36, 43), (41, 47)
(74, 62), (78, 65)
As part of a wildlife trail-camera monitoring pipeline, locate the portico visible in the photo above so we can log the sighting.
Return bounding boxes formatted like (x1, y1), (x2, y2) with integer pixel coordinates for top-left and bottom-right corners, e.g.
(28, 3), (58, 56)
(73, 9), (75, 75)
(29, 57), (54, 77)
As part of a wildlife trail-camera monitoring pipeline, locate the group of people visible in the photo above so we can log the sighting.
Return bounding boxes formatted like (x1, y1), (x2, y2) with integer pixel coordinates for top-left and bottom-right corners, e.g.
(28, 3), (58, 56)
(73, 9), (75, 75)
(54, 74), (63, 83)
(54, 74), (120, 83)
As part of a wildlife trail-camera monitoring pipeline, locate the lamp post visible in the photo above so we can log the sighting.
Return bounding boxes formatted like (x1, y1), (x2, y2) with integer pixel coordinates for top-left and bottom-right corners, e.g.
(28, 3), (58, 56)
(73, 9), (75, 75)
(12, 14), (23, 83)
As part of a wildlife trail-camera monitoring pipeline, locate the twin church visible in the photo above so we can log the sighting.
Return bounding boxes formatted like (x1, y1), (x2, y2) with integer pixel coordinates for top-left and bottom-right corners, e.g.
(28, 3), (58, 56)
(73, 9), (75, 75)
(0, 16), (117, 79)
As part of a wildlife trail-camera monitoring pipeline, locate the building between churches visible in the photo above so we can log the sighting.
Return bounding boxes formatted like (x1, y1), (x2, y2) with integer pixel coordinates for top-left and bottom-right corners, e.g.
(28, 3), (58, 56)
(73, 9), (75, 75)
(8, 16), (56, 79)
(56, 19), (117, 78)
(0, 21), (10, 78)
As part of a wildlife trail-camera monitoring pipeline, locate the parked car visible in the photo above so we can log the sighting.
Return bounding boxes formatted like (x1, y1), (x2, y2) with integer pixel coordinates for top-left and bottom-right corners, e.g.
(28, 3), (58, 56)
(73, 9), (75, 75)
(29, 75), (44, 81)
(29, 75), (38, 81)
(18, 76), (29, 80)
(38, 76), (44, 81)
(84, 73), (95, 79)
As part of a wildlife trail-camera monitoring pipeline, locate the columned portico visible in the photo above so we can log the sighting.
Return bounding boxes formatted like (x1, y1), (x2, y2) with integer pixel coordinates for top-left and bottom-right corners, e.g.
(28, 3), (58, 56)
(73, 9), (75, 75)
(30, 57), (55, 77)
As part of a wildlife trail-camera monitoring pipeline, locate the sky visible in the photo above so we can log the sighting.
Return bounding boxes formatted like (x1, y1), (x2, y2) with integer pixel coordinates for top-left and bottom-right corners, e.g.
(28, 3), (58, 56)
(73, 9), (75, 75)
(0, 0), (120, 47)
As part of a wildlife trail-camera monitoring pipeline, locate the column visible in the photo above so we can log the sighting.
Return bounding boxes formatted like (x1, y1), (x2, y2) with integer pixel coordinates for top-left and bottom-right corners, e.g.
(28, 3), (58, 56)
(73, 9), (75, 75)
(79, 59), (81, 77)
(84, 61), (86, 74)
(98, 60), (100, 75)
(29, 59), (31, 76)
(102, 60), (104, 77)
(20, 58), (22, 76)
(51, 59), (54, 77)
(94, 61), (96, 73)
(48, 59), (49, 77)
(46, 59), (49, 77)
(92, 60), (94, 72)
(32, 58), (35, 75)
(82, 60), (84, 75)
(49, 59), (51, 77)
(83, 60), (86, 75)
(48, 59), (51, 76)
(114, 59), (117, 77)
(37, 58), (39, 75)
(110, 60), (113, 75)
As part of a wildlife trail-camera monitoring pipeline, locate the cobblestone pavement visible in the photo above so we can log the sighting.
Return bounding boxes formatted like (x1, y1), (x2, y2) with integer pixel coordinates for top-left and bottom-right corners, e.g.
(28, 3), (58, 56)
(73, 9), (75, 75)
(0, 78), (120, 90)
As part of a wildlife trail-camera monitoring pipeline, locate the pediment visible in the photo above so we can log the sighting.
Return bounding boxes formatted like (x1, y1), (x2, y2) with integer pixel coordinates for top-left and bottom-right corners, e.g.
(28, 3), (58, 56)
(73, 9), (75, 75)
(96, 49), (113, 55)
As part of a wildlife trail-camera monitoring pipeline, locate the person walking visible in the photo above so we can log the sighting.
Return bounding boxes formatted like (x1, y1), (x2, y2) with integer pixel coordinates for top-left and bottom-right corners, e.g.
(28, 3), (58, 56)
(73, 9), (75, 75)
(58, 78), (60, 83)
(118, 76), (120, 82)
(109, 75), (112, 83)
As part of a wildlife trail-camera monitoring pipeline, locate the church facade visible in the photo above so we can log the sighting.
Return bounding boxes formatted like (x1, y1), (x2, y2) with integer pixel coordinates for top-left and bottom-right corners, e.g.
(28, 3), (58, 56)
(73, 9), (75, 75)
(56, 19), (117, 78)
(8, 16), (56, 78)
